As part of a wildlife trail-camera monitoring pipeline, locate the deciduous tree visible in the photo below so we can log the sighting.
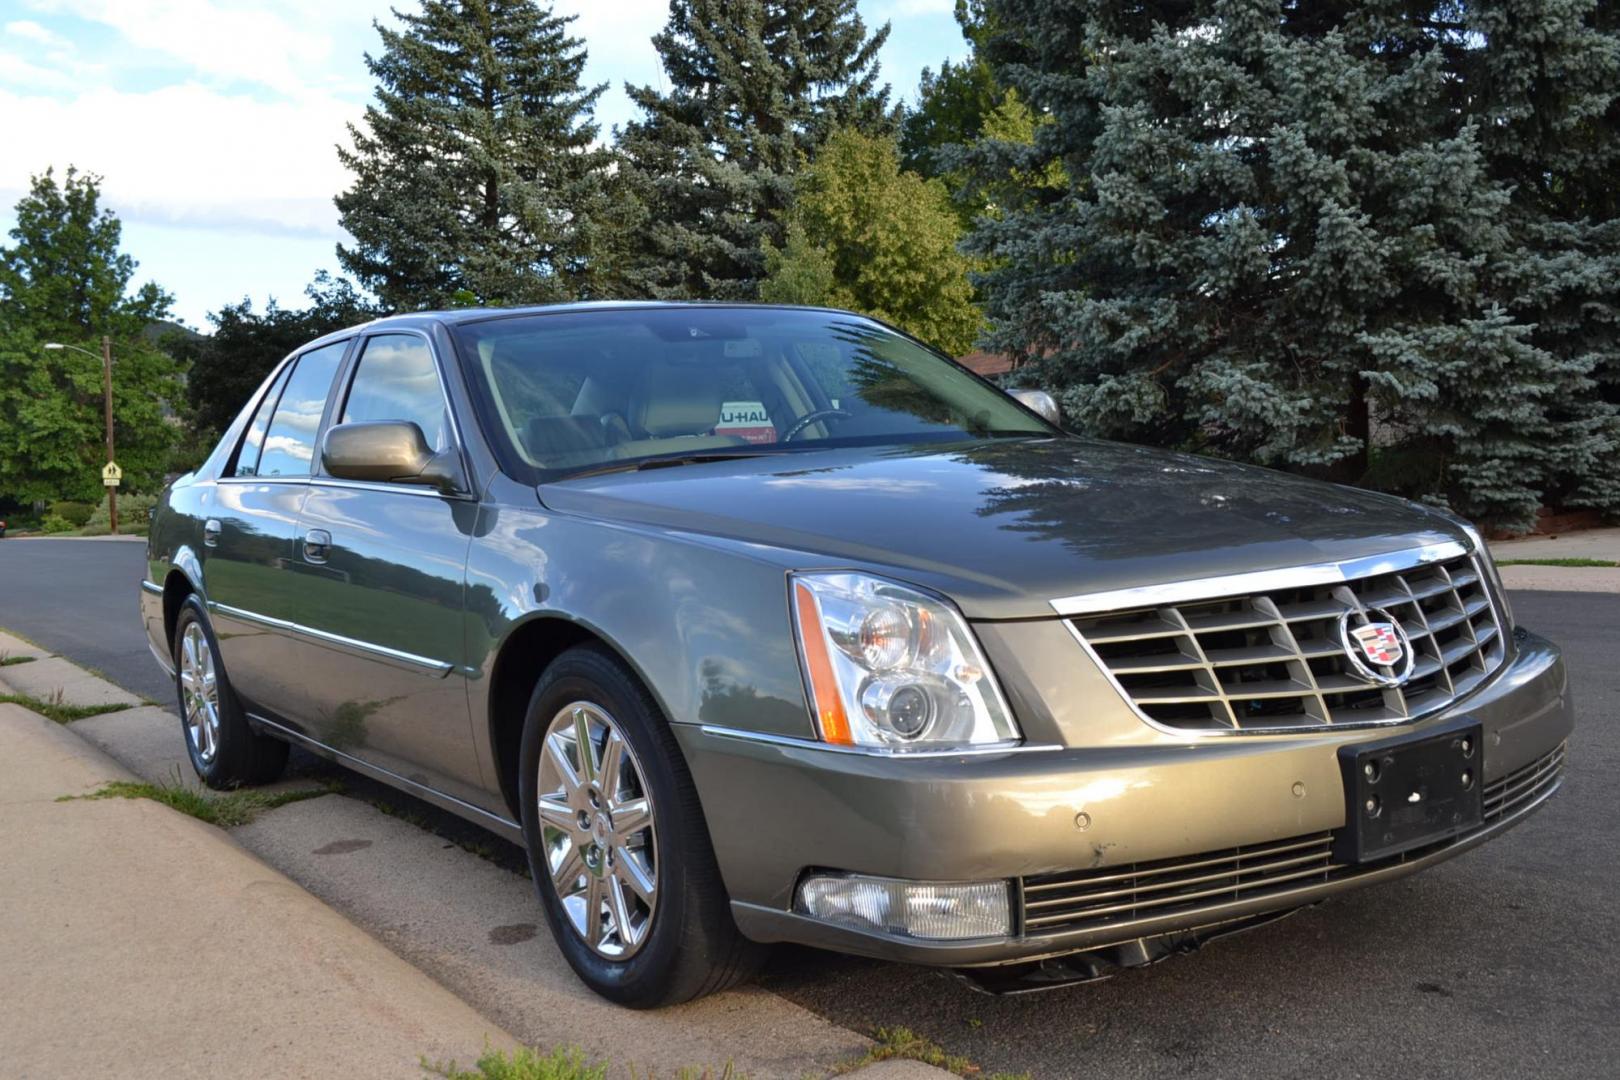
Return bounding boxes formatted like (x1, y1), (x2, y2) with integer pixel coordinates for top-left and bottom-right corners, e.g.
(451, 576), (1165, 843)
(0, 167), (180, 503)
(761, 129), (982, 355)
(168, 273), (381, 439)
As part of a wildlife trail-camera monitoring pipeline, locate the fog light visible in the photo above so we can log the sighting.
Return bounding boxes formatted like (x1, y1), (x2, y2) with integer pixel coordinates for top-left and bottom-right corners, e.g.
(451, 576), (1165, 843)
(795, 873), (1011, 940)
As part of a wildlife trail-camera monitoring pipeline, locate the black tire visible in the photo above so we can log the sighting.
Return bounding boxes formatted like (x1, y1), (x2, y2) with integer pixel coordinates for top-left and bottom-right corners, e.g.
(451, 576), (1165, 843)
(173, 595), (288, 789)
(518, 644), (765, 1007)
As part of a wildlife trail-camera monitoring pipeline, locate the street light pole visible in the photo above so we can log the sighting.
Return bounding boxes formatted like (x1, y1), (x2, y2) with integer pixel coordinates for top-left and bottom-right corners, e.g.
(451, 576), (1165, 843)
(43, 339), (118, 535)
(101, 335), (117, 535)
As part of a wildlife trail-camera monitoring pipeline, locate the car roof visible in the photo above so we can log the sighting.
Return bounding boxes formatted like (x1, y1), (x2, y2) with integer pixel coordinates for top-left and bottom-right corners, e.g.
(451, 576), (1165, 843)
(293, 300), (905, 360)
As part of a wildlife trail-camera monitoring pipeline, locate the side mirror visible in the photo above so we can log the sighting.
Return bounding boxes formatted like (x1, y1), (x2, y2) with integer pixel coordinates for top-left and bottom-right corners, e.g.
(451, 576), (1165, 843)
(322, 421), (465, 495)
(1009, 388), (1062, 427)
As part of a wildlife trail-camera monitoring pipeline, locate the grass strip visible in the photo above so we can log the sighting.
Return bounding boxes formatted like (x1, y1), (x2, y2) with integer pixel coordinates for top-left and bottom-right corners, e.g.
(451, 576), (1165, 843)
(0, 655), (37, 666)
(58, 778), (333, 828)
(425, 1045), (744, 1080)
(832, 1026), (1030, 1079)
(0, 692), (131, 724)
(1496, 557), (1618, 567)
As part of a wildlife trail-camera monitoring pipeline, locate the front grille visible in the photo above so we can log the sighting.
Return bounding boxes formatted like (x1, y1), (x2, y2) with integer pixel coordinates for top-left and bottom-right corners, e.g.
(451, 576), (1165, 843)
(1070, 553), (1506, 732)
(1020, 741), (1566, 938)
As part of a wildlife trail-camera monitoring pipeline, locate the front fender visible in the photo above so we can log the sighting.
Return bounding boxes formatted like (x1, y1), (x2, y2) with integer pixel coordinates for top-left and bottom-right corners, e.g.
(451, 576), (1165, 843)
(465, 497), (814, 743)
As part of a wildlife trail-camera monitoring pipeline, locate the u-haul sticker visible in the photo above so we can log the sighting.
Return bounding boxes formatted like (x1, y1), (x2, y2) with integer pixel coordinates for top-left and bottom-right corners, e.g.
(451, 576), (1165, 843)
(715, 401), (776, 444)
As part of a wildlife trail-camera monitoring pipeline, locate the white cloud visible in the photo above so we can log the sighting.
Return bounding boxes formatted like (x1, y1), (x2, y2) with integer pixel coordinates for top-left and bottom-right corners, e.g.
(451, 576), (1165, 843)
(6, 19), (66, 47)
(0, 82), (359, 238)
(27, 0), (372, 98)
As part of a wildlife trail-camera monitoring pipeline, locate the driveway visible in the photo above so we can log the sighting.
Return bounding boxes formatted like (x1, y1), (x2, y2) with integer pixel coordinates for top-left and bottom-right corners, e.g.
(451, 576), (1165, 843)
(3, 537), (1615, 1078)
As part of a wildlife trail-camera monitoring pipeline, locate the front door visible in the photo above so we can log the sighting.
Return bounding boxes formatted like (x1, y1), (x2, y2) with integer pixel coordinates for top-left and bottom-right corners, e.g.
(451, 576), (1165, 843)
(288, 332), (485, 804)
(204, 340), (347, 717)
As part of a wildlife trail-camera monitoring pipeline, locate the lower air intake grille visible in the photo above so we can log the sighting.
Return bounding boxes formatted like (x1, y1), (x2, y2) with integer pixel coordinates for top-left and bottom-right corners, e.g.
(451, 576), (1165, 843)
(1020, 742), (1565, 938)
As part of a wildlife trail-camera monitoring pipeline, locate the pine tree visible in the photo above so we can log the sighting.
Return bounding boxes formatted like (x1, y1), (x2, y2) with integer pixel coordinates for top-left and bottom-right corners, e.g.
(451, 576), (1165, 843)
(964, 0), (1616, 530)
(336, 0), (623, 310)
(1465, 0), (1620, 519)
(0, 168), (181, 504)
(761, 129), (982, 354)
(617, 0), (894, 300)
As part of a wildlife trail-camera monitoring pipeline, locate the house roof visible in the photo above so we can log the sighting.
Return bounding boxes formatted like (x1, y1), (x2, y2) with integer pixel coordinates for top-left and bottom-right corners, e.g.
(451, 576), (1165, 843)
(957, 350), (1015, 377)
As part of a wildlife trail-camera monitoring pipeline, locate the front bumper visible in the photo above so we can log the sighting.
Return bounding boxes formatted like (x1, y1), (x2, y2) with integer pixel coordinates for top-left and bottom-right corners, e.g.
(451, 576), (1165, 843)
(676, 630), (1571, 967)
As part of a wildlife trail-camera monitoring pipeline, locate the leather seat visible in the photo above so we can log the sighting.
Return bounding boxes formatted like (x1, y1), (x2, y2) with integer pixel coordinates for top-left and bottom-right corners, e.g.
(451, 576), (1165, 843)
(613, 366), (745, 459)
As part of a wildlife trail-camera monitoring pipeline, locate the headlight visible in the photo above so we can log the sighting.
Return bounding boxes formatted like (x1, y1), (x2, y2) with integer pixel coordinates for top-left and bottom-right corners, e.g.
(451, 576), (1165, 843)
(790, 572), (1020, 751)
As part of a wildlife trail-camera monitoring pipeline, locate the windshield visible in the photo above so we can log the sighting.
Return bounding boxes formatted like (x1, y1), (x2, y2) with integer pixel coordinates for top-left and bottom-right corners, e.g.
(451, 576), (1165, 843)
(449, 306), (1054, 482)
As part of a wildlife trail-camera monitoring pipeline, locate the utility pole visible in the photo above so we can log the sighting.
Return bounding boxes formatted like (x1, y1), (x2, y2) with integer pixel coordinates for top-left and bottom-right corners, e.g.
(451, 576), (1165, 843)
(44, 339), (119, 534)
(102, 335), (117, 535)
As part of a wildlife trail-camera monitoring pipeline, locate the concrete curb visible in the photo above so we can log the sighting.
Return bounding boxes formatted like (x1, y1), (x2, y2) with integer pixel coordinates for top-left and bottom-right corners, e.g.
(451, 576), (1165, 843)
(1499, 565), (1620, 594)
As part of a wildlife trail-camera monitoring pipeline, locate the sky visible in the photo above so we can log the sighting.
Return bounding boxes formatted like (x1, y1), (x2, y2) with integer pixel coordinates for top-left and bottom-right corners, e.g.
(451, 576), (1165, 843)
(0, 0), (970, 329)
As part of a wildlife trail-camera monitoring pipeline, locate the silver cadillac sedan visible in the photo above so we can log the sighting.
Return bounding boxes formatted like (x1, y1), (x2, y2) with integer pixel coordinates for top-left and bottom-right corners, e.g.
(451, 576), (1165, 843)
(141, 303), (1571, 1006)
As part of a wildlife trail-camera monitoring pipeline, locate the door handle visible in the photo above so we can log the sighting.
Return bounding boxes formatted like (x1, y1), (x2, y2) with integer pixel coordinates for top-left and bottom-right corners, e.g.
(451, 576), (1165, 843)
(203, 519), (221, 547)
(303, 529), (332, 564)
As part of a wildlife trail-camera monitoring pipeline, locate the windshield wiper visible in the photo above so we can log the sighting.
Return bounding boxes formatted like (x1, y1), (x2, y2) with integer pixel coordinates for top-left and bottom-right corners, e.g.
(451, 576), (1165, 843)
(554, 448), (793, 482)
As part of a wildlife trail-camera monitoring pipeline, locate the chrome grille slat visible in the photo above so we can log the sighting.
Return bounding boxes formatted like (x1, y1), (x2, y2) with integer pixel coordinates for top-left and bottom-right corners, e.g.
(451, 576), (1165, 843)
(1021, 743), (1566, 937)
(1071, 552), (1507, 733)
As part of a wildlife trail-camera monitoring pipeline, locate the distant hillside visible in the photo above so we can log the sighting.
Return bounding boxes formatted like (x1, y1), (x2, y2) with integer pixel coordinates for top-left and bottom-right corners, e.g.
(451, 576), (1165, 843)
(143, 319), (205, 345)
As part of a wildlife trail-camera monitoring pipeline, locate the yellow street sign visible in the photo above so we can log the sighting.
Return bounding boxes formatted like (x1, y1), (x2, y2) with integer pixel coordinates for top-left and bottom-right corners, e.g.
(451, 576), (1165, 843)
(102, 461), (122, 487)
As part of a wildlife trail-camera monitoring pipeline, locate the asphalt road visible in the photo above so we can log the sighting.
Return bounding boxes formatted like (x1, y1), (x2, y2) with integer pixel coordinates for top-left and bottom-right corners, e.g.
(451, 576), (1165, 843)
(2, 536), (1615, 1079)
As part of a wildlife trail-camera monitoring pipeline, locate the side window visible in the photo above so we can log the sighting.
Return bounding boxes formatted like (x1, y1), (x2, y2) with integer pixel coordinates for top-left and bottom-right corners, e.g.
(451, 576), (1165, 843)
(255, 341), (347, 478)
(340, 334), (449, 453)
(231, 363), (293, 478)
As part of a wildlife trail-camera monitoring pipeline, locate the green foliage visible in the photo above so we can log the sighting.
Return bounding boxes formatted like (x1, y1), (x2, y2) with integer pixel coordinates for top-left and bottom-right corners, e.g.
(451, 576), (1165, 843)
(830, 1025), (1027, 1079)
(336, 0), (624, 310)
(39, 514), (75, 534)
(964, 0), (1620, 531)
(167, 272), (380, 439)
(427, 1046), (608, 1080)
(58, 778), (333, 826)
(1465, 0), (1620, 518)
(761, 129), (983, 355)
(0, 692), (130, 724)
(617, 0), (894, 300)
(82, 492), (157, 536)
(48, 500), (94, 527)
(0, 168), (182, 505)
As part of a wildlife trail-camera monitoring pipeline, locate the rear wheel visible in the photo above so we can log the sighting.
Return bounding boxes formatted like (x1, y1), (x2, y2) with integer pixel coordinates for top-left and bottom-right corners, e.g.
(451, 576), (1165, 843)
(173, 595), (288, 789)
(518, 644), (764, 1006)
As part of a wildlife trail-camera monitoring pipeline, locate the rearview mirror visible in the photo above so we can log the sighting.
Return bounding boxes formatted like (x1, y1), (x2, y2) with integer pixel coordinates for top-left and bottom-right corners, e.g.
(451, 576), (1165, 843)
(322, 421), (465, 495)
(1009, 388), (1062, 426)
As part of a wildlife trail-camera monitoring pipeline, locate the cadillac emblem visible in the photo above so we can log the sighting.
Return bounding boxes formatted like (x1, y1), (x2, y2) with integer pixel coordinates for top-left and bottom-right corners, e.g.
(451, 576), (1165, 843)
(1339, 609), (1415, 688)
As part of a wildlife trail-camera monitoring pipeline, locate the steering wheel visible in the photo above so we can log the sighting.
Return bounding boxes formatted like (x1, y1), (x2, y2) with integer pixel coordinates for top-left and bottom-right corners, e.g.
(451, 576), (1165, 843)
(781, 409), (853, 443)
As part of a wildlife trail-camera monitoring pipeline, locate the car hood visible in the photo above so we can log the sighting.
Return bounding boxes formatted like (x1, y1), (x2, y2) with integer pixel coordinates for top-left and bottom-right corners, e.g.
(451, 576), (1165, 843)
(539, 438), (1468, 619)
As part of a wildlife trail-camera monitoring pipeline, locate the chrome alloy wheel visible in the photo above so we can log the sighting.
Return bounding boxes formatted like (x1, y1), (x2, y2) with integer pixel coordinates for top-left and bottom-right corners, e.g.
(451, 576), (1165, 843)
(536, 701), (658, 959)
(179, 621), (221, 764)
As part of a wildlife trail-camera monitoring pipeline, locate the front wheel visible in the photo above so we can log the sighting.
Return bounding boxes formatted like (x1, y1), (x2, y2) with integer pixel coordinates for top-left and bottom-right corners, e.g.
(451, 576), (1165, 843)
(173, 595), (288, 789)
(518, 644), (764, 1006)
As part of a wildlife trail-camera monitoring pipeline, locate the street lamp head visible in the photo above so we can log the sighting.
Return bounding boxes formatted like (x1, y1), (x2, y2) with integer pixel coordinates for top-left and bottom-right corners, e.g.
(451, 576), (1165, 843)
(43, 342), (64, 350)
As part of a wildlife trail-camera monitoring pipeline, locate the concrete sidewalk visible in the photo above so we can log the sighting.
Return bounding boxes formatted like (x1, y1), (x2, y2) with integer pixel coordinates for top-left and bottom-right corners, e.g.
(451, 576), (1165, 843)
(1491, 526), (1620, 594)
(0, 643), (940, 1079)
(0, 702), (519, 1079)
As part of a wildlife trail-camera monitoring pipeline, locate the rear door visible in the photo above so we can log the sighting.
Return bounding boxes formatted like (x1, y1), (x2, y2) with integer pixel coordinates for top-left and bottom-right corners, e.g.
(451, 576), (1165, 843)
(204, 339), (348, 717)
(287, 330), (485, 804)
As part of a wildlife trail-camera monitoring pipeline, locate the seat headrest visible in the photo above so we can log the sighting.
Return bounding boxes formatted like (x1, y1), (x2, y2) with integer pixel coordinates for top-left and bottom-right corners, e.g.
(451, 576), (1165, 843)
(633, 366), (722, 437)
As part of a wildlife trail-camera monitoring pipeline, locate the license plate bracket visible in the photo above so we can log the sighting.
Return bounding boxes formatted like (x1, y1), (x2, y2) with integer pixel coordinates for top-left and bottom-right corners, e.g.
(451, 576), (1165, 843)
(1333, 716), (1484, 865)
